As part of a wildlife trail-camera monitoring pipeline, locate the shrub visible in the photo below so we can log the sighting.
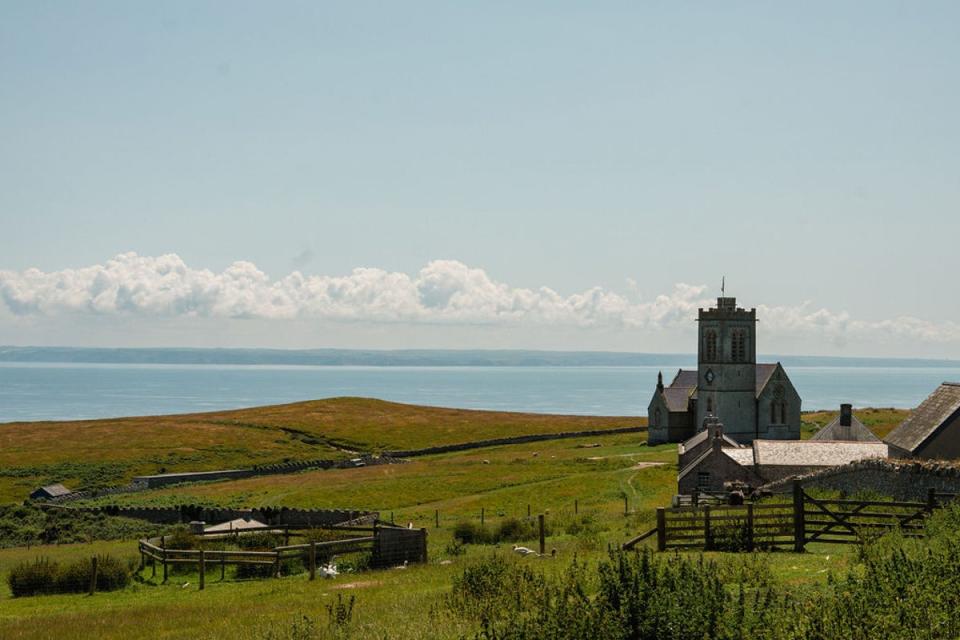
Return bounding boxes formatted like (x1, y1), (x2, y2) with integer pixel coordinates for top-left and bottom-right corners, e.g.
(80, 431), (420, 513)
(236, 531), (284, 550)
(162, 527), (198, 550)
(453, 521), (492, 545)
(7, 555), (131, 597)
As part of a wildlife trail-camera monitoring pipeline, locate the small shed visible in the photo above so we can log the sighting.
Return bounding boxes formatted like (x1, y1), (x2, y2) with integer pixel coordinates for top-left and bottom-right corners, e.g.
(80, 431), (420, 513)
(886, 382), (960, 459)
(29, 483), (72, 501)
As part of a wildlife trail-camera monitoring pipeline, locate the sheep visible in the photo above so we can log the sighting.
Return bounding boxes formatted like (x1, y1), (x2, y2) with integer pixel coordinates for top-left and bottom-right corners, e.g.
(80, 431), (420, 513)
(320, 563), (339, 579)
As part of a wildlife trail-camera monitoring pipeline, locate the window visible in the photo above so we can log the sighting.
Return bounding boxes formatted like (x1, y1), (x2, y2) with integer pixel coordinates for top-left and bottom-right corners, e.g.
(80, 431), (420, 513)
(697, 472), (711, 490)
(731, 329), (747, 362)
(706, 397), (713, 414)
(771, 400), (787, 425)
(705, 330), (718, 361)
(653, 408), (661, 428)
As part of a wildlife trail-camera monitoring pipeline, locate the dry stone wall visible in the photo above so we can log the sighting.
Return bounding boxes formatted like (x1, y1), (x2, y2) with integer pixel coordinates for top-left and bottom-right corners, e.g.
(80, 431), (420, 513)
(761, 458), (960, 501)
(40, 503), (378, 526)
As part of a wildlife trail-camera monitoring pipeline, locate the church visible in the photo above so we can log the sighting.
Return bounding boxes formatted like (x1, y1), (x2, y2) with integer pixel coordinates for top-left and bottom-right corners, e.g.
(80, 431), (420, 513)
(647, 295), (801, 445)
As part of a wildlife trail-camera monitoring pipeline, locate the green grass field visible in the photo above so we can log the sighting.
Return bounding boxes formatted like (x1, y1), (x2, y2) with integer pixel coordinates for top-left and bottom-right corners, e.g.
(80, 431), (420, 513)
(0, 400), (913, 639)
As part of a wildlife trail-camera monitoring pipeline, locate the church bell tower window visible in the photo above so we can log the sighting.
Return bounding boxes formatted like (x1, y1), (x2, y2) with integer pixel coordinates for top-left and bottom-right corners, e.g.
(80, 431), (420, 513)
(705, 330), (718, 362)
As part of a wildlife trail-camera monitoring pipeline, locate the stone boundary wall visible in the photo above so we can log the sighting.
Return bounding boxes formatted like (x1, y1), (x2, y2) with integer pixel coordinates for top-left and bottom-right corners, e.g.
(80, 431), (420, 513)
(761, 458), (960, 501)
(386, 426), (645, 458)
(40, 503), (379, 527)
(44, 455), (404, 503)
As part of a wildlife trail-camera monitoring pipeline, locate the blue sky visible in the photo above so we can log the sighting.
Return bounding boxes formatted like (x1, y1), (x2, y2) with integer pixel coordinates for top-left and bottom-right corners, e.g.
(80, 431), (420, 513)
(1, 2), (958, 357)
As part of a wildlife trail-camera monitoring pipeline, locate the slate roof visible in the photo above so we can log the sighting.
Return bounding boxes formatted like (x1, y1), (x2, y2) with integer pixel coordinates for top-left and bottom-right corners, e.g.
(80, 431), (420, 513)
(755, 364), (778, 397)
(752, 440), (888, 467)
(37, 483), (71, 498)
(663, 387), (695, 412)
(671, 369), (698, 388)
(886, 383), (960, 453)
(810, 413), (879, 442)
(678, 428), (741, 454)
(725, 448), (757, 466)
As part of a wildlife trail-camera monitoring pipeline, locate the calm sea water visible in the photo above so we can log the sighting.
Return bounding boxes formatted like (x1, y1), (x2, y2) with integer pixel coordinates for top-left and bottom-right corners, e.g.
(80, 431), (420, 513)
(2, 362), (960, 423)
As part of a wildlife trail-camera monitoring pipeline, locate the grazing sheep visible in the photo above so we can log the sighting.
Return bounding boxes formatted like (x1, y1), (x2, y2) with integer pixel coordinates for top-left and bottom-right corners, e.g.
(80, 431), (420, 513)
(320, 563), (339, 579)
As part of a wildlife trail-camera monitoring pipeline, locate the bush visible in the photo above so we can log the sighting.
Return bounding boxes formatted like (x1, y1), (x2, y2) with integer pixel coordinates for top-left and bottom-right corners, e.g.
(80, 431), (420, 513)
(236, 531), (284, 550)
(453, 521), (492, 545)
(7, 555), (131, 597)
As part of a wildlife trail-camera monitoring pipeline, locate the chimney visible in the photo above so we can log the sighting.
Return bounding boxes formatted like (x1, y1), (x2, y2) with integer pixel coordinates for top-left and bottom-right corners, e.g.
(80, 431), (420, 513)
(840, 404), (852, 427)
(712, 420), (724, 452)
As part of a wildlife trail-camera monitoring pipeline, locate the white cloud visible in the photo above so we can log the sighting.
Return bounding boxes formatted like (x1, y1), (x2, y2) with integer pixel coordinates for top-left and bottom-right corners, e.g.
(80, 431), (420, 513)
(1, 252), (958, 345)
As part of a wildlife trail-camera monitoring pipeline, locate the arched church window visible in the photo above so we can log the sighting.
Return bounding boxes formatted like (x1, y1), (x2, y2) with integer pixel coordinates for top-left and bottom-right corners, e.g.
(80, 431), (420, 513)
(731, 329), (747, 362)
(705, 331), (718, 361)
(770, 401), (777, 424)
(706, 397), (713, 414)
(780, 401), (787, 425)
(654, 408), (661, 428)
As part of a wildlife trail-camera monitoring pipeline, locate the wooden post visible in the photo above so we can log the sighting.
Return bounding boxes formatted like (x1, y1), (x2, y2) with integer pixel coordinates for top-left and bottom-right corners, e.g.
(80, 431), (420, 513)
(435, 509), (439, 528)
(538, 514), (546, 556)
(220, 553), (225, 581)
(390, 511), (394, 524)
(927, 487), (937, 513)
(527, 504), (531, 518)
(161, 536), (168, 583)
(309, 542), (317, 581)
(704, 505), (713, 551)
(274, 552), (281, 578)
(151, 554), (156, 578)
(284, 527), (290, 546)
(140, 549), (145, 572)
(692, 489), (699, 508)
(656, 508), (666, 552)
(481, 507), (485, 526)
(574, 499), (578, 515)
(420, 528), (428, 563)
(746, 503), (754, 552)
(88, 556), (98, 596)
(793, 480), (806, 552)
(199, 550), (205, 590)
(624, 495), (629, 516)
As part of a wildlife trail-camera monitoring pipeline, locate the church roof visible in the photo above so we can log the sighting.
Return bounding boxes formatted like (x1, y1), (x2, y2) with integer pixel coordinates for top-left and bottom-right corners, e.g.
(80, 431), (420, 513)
(663, 387), (695, 412)
(810, 413), (879, 442)
(671, 369), (698, 388)
(755, 364), (779, 397)
(752, 440), (888, 467)
(886, 383), (960, 453)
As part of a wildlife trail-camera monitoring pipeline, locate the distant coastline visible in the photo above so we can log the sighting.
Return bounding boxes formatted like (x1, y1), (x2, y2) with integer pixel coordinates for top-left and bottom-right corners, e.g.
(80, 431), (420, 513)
(1, 346), (958, 369)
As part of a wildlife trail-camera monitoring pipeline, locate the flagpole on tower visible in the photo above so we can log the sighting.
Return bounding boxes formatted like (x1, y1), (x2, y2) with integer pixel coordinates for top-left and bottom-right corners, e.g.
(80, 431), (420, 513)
(721, 276), (725, 298)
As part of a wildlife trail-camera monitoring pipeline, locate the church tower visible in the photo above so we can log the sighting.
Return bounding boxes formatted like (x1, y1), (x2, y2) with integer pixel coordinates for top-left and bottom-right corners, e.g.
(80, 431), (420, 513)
(696, 296), (758, 442)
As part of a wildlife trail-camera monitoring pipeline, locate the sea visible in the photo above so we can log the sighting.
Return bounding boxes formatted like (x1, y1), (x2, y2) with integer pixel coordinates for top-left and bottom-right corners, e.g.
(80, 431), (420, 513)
(2, 351), (960, 423)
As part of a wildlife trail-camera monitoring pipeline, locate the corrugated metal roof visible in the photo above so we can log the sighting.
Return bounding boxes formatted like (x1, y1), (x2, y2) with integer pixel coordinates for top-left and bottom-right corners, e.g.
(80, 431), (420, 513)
(810, 413), (879, 442)
(885, 383), (960, 453)
(753, 440), (888, 467)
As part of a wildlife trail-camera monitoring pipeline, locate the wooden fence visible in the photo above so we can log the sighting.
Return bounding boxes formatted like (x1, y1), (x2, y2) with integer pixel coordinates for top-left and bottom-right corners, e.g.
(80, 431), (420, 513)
(138, 523), (426, 589)
(625, 482), (957, 552)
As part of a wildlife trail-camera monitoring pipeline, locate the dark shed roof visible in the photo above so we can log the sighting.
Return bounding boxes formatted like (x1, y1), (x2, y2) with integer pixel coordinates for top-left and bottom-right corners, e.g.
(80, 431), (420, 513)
(31, 483), (71, 499)
(886, 383), (960, 453)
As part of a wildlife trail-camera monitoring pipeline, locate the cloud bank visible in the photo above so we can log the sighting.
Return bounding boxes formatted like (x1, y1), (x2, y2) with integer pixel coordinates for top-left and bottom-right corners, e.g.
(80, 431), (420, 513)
(1, 252), (958, 345)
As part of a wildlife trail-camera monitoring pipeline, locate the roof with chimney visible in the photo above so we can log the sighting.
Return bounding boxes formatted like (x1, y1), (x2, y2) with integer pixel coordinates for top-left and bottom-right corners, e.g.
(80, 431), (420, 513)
(886, 382), (960, 453)
(678, 426), (742, 454)
(810, 410), (879, 442)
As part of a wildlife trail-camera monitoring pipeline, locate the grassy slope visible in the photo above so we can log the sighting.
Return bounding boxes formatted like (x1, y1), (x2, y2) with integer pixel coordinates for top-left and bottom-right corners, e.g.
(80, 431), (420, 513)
(0, 398), (643, 503)
(0, 402), (912, 638)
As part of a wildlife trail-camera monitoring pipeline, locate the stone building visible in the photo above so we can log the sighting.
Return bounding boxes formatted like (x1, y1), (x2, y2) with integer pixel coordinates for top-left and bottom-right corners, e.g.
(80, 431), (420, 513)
(886, 382), (960, 459)
(677, 419), (888, 494)
(810, 404), (880, 442)
(29, 483), (71, 501)
(648, 295), (801, 445)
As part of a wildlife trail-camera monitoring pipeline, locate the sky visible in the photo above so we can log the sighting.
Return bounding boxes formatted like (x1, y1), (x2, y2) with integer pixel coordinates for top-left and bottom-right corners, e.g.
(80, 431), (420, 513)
(1, 2), (958, 358)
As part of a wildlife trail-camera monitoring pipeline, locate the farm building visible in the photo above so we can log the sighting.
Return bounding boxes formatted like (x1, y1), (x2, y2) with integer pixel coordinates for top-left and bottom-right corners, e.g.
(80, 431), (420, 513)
(810, 404), (880, 442)
(29, 483), (72, 501)
(648, 295), (801, 445)
(677, 418), (888, 494)
(886, 382), (960, 459)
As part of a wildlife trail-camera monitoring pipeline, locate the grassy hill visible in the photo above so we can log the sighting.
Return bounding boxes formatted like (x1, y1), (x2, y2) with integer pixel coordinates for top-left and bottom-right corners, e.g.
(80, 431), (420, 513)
(0, 398), (643, 503)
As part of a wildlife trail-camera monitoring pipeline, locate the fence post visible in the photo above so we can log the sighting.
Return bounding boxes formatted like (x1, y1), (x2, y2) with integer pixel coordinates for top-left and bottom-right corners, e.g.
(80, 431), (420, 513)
(793, 480), (806, 552)
(274, 552), (281, 578)
(538, 514), (546, 556)
(527, 504), (531, 518)
(199, 550), (205, 590)
(88, 556), (98, 596)
(692, 489), (699, 508)
(161, 536), (168, 583)
(746, 503), (754, 552)
(624, 495), (629, 516)
(220, 553), (225, 581)
(656, 508), (666, 552)
(309, 541), (317, 580)
(420, 528), (428, 563)
(575, 499), (578, 515)
(481, 508), (485, 527)
(435, 509), (439, 528)
(704, 505), (713, 551)
(927, 487), (937, 513)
